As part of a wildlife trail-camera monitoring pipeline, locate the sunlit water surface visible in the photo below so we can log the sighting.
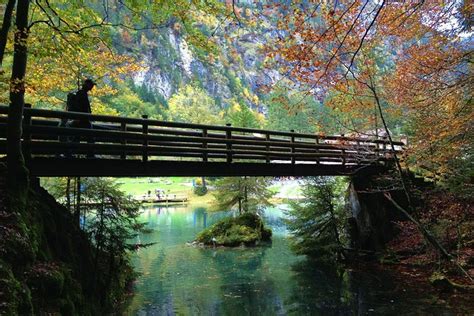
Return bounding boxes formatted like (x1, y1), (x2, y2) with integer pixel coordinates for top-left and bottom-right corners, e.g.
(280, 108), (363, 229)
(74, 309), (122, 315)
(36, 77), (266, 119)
(125, 205), (460, 315)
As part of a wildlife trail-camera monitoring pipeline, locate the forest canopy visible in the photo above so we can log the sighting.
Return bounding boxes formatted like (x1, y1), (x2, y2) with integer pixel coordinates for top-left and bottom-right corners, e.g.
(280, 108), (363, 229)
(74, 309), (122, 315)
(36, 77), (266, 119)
(1, 0), (472, 195)
(260, 0), (473, 194)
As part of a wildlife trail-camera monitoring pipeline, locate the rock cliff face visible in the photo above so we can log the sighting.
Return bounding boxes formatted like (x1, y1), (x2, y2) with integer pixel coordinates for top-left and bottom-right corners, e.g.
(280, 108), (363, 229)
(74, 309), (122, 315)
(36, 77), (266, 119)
(126, 24), (277, 109)
(346, 175), (406, 252)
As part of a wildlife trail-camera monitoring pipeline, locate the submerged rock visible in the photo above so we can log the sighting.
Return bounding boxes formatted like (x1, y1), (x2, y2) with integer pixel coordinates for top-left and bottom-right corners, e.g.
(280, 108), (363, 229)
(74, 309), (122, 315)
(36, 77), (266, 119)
(194, 213), (272, 247)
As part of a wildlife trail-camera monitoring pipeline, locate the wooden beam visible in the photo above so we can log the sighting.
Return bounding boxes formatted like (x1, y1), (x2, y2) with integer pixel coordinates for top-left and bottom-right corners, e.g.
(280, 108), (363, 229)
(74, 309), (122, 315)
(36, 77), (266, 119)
(27, 158), (386, 177)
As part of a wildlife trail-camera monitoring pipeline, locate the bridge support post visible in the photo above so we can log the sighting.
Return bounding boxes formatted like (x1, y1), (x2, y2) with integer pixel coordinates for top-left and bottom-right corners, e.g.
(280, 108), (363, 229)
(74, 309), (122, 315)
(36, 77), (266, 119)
(226, 123), (232, 163)
(347, 174), (406, 252)
(142, 115), (148, 162)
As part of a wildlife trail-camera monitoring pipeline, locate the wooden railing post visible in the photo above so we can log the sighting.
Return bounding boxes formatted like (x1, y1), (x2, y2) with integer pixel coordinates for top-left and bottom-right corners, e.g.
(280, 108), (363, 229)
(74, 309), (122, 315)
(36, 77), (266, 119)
(226, 123), (232, 163)
(265, 133), (270, 163)
(401, 136), (408, 163)
(142, 115), (148, 162)
(202, 128), (208, 162)
(342, 148), (346, 166)
(315, 136), (320, 164)
(341, 133), (346, 166)
(290, 130), (295, 164)
(23, 104), (32, 162)
(356, 139), (361, 165)
(120, 122), (127, 160)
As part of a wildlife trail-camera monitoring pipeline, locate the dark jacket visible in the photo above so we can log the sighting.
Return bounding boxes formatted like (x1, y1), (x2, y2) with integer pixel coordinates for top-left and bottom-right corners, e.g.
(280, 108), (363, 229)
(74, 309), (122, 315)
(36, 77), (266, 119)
(75, 89), (92, 114)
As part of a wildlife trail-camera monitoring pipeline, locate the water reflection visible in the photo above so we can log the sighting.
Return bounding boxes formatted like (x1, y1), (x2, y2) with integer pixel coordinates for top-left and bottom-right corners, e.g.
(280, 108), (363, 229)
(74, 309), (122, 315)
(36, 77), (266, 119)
(126, 205), (456, 315)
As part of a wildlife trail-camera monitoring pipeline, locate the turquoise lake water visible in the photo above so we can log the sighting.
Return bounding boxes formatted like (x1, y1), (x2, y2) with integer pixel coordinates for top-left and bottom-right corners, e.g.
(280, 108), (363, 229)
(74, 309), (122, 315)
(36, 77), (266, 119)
(125, 205), (462, 315)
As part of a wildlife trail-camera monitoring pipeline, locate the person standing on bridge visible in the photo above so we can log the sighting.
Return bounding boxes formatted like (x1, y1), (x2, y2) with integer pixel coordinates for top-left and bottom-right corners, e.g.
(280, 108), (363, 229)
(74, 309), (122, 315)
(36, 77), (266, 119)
(68, 79), (96, 158)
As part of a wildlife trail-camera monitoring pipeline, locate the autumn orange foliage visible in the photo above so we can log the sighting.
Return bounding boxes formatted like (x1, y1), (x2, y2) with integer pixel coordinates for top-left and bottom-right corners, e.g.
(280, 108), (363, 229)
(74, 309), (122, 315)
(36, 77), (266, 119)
(387, 190), (473, 279)
(262, 0), (472, 187)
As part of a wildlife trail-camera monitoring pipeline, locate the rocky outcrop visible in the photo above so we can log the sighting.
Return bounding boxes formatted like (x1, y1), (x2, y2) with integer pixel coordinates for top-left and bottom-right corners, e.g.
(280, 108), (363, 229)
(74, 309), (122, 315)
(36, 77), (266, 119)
(128, 25), (276, 108)
(0, 168), (132, 315)
(346, 175), (406, 252)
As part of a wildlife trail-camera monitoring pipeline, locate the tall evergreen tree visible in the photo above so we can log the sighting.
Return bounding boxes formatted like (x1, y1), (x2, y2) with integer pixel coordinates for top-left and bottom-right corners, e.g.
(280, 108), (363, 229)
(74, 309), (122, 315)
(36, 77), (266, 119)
(285, 177), (347, 261)
(213, 177), (274, 214)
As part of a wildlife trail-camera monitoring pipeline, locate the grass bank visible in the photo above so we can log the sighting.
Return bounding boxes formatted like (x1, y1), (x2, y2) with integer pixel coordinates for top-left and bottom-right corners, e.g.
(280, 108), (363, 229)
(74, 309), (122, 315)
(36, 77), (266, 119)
(117, 177), (303, 206)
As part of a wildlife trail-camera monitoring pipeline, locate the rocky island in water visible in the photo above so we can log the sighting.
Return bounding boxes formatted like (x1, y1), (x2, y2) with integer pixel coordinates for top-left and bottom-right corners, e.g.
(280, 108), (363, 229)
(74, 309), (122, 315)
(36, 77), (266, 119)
(193, 213), (272, 247)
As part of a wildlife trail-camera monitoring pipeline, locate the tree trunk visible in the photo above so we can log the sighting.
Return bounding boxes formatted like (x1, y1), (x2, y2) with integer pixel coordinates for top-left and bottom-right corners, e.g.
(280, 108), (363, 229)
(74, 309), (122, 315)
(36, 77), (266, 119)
(243, 176), (248, 213)
(201, 176), (206, 189)
(74, 177), (81, 227)
(329, 202), (342, 261)
(368, 80), (412, 206)
(72, 177), (77, 211)
(93, 197), (106, 291)
(384, 192), (473, 283)
(7, 0), (30, 206)
(66, 177), (71, 211)
(0, 0), (16, 66)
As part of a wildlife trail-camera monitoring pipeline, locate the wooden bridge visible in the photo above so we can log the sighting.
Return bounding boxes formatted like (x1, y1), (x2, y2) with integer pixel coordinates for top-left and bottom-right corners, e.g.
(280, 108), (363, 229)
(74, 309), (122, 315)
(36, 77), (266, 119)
(0, 105), (404, 177)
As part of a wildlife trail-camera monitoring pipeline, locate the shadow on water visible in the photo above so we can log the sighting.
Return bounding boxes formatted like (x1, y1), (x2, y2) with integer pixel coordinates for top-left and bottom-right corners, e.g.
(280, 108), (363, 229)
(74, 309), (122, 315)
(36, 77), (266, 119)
(287, 258), (457, 315)
(126, 205), (460, 316)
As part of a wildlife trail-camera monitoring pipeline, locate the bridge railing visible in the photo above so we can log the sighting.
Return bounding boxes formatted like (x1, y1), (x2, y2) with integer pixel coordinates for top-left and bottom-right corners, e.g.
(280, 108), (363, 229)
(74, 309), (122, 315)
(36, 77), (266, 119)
(0, 105), (404, 167)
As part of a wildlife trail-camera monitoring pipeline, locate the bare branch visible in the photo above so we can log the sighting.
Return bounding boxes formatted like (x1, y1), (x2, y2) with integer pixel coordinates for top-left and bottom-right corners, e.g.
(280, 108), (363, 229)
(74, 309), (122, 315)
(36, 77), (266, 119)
(232, 0), (242, 26)
(345, 0), (385, 77)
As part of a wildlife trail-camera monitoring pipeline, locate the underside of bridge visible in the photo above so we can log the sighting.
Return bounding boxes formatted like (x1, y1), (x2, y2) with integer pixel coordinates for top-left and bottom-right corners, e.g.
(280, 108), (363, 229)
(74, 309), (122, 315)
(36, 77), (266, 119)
(27, 158), (387, 177)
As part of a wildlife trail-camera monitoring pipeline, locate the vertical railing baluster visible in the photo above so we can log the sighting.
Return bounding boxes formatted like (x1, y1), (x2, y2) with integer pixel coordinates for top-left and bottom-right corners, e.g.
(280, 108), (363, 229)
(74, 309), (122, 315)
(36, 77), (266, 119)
(142, 115), (148, 162)
(265, 133), (270, 163)
(202, 128), (208, 162)
(341, 133), (345, 166)
(382, 136), (388, 165)
(121, 122), (127, 160)
(315, 136), (320, 165)
(290, 129), (295, 164)
(356, 140), (361, 165)
(402, 136), (408, 164)
(23, 104), (32, 162)
(226, 123), (232, 163)
(342, 148), (346, 166)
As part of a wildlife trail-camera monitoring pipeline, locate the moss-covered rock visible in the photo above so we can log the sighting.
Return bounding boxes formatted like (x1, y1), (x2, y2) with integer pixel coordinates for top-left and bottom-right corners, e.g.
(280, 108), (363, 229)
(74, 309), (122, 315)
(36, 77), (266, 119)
(195, 213), (272, 247)
(0, 259), (31, 314)
(26, 262), (65, 300)
(0, 170), (134, 315)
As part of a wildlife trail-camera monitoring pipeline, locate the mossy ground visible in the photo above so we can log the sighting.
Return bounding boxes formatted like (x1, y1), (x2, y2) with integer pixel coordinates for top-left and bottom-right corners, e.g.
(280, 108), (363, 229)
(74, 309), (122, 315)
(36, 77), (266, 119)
(195, 213), (272, 247)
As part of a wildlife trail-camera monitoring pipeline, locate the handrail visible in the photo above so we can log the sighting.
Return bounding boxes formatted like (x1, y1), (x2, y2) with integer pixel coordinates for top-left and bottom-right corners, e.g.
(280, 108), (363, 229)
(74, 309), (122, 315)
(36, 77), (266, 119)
(0, 105), (405, 146)
(0, 105), (405, 172)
